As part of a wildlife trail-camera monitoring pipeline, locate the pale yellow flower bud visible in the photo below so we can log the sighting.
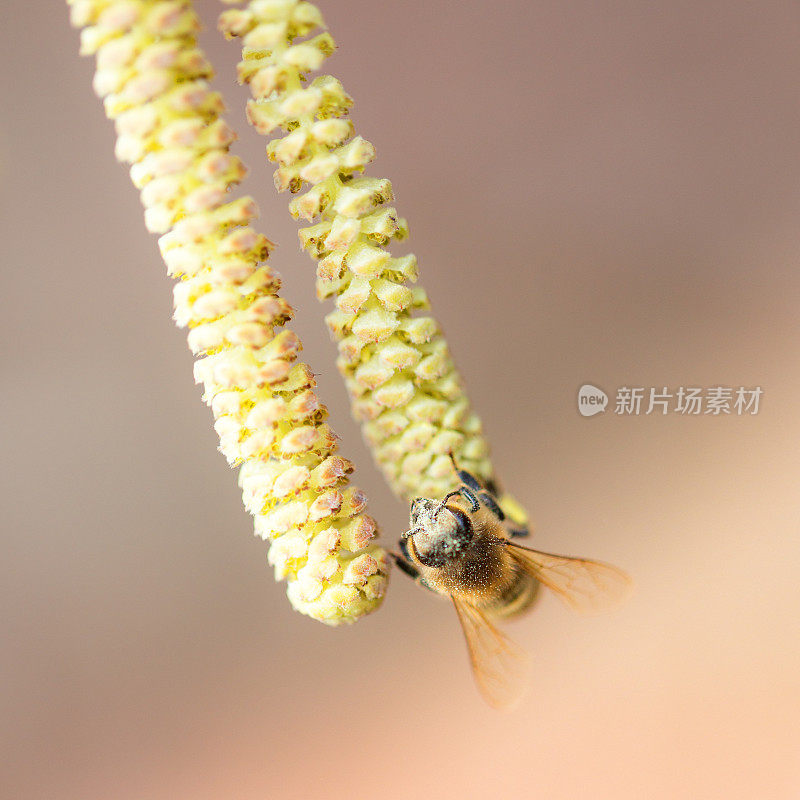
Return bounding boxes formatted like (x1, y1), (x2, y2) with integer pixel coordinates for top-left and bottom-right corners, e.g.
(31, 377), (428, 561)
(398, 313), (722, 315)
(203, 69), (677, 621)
(69, 0), (389, 623)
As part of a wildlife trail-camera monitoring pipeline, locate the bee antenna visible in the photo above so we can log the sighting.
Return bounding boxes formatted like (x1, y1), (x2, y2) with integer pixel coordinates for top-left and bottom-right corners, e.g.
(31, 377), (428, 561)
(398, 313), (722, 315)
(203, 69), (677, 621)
(434, 489), (461, 519)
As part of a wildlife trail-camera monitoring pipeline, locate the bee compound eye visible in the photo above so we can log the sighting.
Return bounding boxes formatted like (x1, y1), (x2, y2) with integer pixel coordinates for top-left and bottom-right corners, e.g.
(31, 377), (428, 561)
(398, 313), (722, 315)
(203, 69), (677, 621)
(448, 507), (474, 544)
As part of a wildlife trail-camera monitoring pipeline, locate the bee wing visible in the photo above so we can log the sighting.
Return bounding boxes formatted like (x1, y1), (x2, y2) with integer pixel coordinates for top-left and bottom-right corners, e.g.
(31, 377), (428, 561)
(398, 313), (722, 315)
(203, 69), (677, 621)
(451, 596), (529, 710)
(507, 543), (633, 614)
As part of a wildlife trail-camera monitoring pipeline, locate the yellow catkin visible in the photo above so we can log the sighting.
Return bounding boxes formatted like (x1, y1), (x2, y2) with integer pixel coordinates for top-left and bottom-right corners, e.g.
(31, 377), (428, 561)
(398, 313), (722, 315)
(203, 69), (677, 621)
(68, 0), (389, 624)
(218, 0), (529, 528)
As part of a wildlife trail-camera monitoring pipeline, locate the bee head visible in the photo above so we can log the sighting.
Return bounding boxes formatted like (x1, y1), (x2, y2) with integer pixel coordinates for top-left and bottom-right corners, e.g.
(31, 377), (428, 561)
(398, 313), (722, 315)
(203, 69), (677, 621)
(403, 497), (474, 567)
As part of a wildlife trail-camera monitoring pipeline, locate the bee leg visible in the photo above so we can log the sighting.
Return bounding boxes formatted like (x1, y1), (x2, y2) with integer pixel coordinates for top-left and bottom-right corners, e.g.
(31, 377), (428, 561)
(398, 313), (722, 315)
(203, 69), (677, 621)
(391, 548), (436, 593)
(448, 452), (529, 536)
(434, 487), (478, 517)
(477, 491), (505, 521)
(456, 469), (484, 493)
(392, 552), (421, 580)
(484, 476), (501, 497)
(447, 452), (484, 493)
(475, 486), (530, 538)
(398, 537), (413, 563)
(456, 486), (481, 513)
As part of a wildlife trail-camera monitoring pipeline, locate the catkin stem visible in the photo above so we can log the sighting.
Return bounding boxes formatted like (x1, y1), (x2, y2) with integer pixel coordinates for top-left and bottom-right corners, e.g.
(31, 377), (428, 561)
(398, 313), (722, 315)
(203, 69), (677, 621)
(68, 0), (389, 624)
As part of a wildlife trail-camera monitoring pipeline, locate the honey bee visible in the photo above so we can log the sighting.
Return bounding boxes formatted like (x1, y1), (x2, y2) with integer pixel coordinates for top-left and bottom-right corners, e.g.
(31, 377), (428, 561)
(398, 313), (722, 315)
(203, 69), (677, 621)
(394, 455), (632, 708)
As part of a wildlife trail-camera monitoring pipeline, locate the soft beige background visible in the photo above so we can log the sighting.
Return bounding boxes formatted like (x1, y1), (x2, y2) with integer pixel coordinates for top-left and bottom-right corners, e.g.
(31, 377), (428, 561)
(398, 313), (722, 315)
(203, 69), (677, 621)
(3, 2), (800, 798)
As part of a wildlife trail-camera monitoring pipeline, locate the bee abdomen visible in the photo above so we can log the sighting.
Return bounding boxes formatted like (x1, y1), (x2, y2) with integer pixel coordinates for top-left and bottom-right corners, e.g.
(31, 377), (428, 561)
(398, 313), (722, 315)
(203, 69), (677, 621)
(484, 567), (540, 620)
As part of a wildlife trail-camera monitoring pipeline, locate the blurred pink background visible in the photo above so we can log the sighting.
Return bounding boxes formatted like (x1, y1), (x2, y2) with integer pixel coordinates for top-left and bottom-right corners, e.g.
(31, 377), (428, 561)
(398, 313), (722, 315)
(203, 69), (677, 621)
(2, 1), (800, 798)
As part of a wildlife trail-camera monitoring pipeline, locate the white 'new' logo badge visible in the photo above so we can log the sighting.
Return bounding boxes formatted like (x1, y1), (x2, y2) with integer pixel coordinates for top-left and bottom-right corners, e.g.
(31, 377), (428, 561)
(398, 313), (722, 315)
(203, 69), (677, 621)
(578, 384), (608, 417)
